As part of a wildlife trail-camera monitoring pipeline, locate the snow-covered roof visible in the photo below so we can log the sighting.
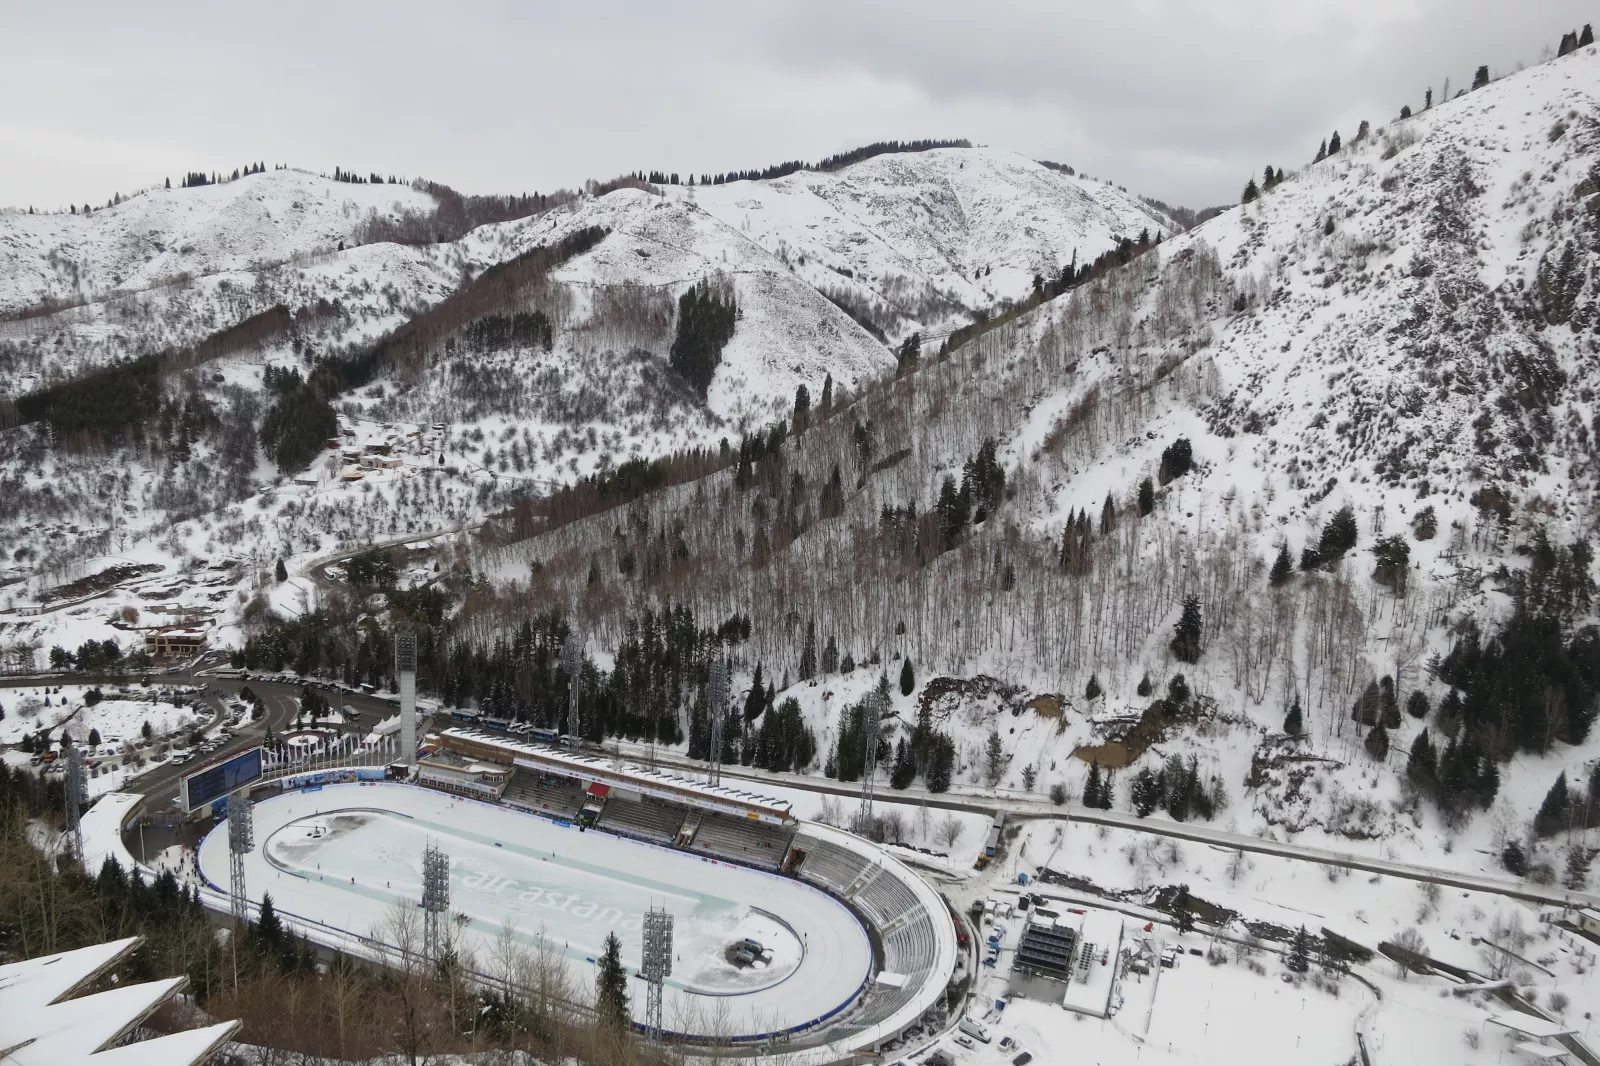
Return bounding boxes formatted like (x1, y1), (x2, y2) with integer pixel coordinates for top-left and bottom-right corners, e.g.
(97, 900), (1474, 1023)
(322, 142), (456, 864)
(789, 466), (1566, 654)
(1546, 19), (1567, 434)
(439, 727), (794, 823)
(1514, 1043), (1570, 1061)
(0, 936), (239, 1066)
(1487, 1012), (1577, 1039)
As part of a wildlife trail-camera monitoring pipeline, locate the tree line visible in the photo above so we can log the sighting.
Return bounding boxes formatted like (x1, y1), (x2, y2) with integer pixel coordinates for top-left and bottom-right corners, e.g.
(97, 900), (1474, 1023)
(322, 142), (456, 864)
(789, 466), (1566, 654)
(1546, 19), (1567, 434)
(636, 138), (973, 188)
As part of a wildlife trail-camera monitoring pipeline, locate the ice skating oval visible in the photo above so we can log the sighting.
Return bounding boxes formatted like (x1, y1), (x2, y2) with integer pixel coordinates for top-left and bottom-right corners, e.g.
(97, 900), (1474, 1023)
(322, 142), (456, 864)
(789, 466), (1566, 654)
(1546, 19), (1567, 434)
(200, 782), (874, 1038)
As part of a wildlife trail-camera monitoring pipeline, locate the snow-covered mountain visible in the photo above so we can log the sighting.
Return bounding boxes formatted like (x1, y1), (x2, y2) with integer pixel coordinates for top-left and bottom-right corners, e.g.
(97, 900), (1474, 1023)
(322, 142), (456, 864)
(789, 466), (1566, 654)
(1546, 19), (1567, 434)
(0, 170), (436, 317)
(681, 148), (1176, 339)
(0, 142), (1167, 625)
(473, 43), (1600, 866)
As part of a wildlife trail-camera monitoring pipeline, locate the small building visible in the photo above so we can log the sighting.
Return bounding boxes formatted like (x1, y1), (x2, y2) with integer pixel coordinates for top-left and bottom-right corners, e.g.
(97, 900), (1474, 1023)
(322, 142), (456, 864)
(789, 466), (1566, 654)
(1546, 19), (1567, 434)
(145, 626), (208, 659)
(417, 750), (511, 799)
(1578, 909), (1600, 936)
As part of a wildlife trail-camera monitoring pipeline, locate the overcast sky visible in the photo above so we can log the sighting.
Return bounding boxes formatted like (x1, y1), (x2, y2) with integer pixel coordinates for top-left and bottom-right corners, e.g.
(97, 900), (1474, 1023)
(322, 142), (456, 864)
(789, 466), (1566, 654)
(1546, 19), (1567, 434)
(0, 1), (1587, 213)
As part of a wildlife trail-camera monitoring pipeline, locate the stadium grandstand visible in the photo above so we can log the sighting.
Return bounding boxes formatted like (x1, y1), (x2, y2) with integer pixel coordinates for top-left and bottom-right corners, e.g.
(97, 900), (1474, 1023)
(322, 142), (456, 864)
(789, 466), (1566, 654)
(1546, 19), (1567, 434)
(416, 727), (958, 1049)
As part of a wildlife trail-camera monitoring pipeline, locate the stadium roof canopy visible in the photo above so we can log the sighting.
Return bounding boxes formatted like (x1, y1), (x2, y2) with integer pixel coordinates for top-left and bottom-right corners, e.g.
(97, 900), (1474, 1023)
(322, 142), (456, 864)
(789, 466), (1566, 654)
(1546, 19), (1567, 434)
(439, 727), (796, 824)
(0, 936), (238, 1066)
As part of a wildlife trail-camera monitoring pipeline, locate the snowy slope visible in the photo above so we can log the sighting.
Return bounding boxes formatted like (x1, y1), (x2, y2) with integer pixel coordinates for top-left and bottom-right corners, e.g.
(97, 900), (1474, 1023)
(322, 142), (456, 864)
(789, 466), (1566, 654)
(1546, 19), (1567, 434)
(682, 147), (1176, 338)
(0, 170), (436, 316)
(1030, 41), (1600, 564)
(475, 45), (1600, 875)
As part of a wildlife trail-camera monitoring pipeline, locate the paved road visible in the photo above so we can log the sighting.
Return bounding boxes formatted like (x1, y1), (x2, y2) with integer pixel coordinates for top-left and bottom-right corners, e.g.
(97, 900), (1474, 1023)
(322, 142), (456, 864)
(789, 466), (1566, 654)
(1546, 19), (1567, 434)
(604, 738), (1600, 912)
(20, 671), (1592, 912)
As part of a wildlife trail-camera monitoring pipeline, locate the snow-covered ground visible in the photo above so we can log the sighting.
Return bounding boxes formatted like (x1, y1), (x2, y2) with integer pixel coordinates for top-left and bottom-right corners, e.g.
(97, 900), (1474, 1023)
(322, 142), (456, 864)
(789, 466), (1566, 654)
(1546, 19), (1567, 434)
(0, 683), (202, 747)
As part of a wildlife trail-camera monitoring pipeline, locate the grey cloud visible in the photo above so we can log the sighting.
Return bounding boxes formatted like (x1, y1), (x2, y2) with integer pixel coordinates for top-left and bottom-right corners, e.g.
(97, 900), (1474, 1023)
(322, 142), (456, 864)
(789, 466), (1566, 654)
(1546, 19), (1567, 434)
(0, 0), (1590, 213)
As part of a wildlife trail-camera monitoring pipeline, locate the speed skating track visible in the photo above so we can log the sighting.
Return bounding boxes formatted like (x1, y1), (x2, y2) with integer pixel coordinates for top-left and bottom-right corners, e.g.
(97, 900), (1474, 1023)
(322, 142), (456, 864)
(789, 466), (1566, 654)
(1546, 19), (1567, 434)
(198, 782), (880, 1041)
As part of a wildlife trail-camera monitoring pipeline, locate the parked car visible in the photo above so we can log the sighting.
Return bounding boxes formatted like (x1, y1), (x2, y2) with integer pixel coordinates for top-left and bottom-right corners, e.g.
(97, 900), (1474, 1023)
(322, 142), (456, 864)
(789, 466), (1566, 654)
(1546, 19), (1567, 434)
(1012, 1054), (1032, 1066)
(954, 1035), (975, 1050)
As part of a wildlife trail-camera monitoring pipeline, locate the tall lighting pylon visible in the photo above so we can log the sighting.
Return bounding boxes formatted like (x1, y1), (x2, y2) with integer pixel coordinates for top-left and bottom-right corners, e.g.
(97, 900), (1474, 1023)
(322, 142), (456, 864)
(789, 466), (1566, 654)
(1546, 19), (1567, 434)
(563, 631), (583, 751)
(641, 906), (674, 1041)
(227, 791), (254, 929)
(706, 658), (728, 787)
(64, 746), (86, 860)
(396, 630), (418, 769)
(858, 689), (886, 833)
(422, 840), (451, 964)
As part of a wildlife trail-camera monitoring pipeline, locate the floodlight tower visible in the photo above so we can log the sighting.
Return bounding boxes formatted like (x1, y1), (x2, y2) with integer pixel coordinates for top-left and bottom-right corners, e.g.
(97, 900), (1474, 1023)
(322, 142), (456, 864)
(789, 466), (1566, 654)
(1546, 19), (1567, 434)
(641, 906), (674, 1040)
(64, 746), (86, 860)
(396, 630), (418, 769)
(706, 658), (728, 787)
(562, 631), (583, 751)
(226, 791), (254, 928)
(422, 840), (451, 964)
(858, 689), (886, 832)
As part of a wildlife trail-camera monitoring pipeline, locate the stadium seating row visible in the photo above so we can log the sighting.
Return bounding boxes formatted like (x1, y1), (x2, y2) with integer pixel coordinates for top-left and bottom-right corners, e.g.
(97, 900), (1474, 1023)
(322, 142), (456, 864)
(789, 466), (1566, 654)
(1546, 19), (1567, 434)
(501, 769), (586, 818)
(688, 812), (796, 870)
(597, 797), (688, 843)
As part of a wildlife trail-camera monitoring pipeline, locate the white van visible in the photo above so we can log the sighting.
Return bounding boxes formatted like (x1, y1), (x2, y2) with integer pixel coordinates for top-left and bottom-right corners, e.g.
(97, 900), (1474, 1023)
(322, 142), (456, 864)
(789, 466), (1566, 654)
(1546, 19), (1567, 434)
(958, 1020), (991, 1044)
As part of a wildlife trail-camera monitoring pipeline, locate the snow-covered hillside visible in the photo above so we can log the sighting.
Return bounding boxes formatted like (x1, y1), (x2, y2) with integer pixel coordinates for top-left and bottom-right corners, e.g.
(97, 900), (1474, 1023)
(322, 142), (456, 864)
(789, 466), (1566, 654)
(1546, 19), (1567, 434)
(0, 170), (436, 317)
(682, 148), (1175, 339)
(468, 44), (1600, 879)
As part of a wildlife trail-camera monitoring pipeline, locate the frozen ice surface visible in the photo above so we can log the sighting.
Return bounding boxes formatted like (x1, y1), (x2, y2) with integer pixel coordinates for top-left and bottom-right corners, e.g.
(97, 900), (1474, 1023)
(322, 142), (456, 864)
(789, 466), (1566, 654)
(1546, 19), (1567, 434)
(198, 782), (873, 1035)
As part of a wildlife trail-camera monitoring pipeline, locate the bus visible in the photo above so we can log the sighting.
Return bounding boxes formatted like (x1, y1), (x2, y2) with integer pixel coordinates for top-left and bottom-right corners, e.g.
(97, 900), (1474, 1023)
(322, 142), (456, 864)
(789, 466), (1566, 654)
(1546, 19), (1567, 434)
(529, 727), (559, 743)
(984, 811), (1006, 857)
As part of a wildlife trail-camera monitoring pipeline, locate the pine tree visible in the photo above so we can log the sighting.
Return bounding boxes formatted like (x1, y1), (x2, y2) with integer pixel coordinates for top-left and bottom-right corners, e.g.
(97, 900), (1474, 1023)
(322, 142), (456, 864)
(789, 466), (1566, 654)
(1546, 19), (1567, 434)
(1424, 88), (1433, 109)
(1472, 65), (1489, 90)
(1502, 839), (1528, 875)
(1314, 139), (1327, 163)
(820, 373), (833, 414)
(1566, 844), (1591, 890)
(1328, 131), (1341, 154)
(595, 932), (630, 1029)
(889, 739), (916, 789)
(1100, 491), (1117, 534)
(1318, 505), (1359, 560)
(1137, 478), (1155, 517)
(985, 730), (1004, 786)
(1286, 926), (1311, 973)
(1364, 722), (1389, 762)
(744, 664), (765, 721)
(792, 383), (811, 434)
(900, 658), (914, 697)
(1399, 104), (1412, 120)
(1170, 595), (1203, 663)
(1269, 544), (1293, 586)
(1242, 178), (1260, 205)
(822, 634), (838, 674)
(1085, 674), (1102, 700)
(1406, 690), (1430, 719)
(275, 558), (287, 583)
(1137, 674), (1153, 697)
(1405, 728), (1436, 792)
(1263, 164), (1277, 191)
(254, 892), (283, 950)
(1284, 696), (1304, 736)
(1536, 772), (1571, 837)
(1084, 761), (1103, 807)
(1583, 24), (1596, 47)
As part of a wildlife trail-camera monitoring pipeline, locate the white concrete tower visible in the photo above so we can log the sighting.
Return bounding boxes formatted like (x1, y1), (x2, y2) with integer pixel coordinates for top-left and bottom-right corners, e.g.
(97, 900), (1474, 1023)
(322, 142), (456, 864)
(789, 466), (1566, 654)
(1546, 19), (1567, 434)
(396, 630), (418, 768)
